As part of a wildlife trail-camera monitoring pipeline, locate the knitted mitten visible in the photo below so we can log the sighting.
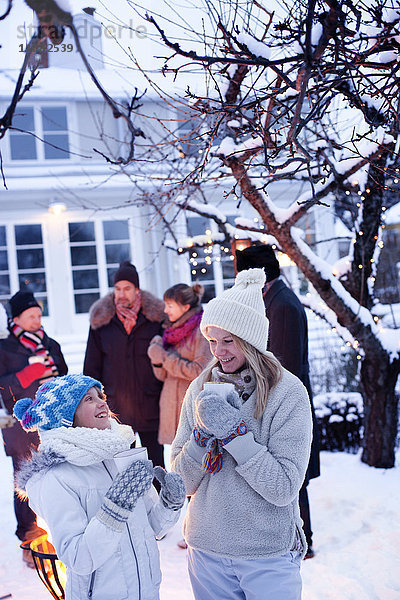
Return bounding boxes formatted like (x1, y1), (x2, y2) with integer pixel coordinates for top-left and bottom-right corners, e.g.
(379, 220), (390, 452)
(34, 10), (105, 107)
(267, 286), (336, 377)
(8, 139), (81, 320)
(97, 459), (153, 531)
(153, 466), (186, 510)
(195, 390), (247, 440)
(16, 363), (47, 388)
(147, 337), (166, 365)
(194, 390), (247, 475)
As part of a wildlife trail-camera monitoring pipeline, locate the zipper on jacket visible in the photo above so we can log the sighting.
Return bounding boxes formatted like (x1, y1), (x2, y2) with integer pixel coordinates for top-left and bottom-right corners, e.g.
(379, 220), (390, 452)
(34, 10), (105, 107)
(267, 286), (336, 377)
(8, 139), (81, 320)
(88, 571), (96, 598)
(102, 461), (142, 600)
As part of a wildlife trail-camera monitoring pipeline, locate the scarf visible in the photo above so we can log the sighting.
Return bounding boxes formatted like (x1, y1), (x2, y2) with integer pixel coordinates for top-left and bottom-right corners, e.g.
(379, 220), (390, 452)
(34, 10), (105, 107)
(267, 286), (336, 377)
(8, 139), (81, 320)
(115, 290), (142, 334)
(11, 321), (58, 381)
(162, 308), (203, 349)
(39, 419), (135, 466)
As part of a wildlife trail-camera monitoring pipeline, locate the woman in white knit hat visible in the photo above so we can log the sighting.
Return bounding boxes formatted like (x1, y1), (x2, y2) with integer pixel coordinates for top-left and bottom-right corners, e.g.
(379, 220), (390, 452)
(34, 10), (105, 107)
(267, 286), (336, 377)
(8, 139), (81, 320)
(13, 373), (186, 600)
(171, 268), (312, 600)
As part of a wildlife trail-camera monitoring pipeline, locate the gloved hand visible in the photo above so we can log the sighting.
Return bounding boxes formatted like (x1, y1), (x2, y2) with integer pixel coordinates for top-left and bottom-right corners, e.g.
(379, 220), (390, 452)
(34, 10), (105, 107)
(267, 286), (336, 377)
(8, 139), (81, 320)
(98, 459), (153, 531)
(147, 337), (166, 365)
(16, 363), (47, 389)
(106, 459), (153, 510)
(153, 466), (186, 510)
(195, 389), (247, 441)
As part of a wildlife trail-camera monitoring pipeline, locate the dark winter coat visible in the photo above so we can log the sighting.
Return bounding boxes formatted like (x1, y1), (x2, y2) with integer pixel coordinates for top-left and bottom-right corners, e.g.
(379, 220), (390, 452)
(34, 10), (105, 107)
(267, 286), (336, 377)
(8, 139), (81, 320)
(83, 291), (165, 432)
(0, 329), (68, 457)
(264, 278), (320, 480)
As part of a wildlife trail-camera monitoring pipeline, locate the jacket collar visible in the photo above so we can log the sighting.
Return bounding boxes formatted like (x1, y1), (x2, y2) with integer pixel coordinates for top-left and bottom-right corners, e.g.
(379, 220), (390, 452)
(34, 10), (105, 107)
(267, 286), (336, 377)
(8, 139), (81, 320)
(89, 289), (165, 330)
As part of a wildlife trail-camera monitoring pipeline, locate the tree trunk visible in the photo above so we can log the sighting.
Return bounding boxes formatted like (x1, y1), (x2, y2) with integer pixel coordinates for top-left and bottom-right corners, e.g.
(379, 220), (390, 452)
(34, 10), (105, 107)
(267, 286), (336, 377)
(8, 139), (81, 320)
(360, 354), (400, 468)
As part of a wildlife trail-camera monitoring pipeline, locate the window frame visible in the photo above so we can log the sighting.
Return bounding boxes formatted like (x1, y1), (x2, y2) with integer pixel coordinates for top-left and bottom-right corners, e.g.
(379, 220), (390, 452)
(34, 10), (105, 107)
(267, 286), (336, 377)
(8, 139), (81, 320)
(8, 103), (72, 163)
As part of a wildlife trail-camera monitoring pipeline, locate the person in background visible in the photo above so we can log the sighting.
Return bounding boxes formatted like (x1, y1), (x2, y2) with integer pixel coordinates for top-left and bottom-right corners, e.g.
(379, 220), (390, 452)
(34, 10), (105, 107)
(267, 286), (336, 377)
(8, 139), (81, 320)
(236, 243), (320, 559)
(0, 291), (68, 567)
(148, 282), (212, 550)
(148, 283), (211, 446)
(14, 374), (186, 600)
(171, 269), (312, 600)
(83, 261), (166, 470)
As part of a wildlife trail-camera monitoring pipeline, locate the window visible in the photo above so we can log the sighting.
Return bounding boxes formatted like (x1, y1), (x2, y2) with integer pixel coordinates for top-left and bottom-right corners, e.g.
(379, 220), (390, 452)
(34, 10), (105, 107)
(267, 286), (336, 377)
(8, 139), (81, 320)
(69, 222), (100, 314)
(187, 215), (236, 302)
(69, 219), (131, 314)
(15, 224), (48, 315)
(10, 108), (37, 160)
(0, 226), (10, 303)
(103, 220), (131, 286)
(10, 105), (70, 161)
(0, 224), (49, 315)
(42, 107), (70, 159)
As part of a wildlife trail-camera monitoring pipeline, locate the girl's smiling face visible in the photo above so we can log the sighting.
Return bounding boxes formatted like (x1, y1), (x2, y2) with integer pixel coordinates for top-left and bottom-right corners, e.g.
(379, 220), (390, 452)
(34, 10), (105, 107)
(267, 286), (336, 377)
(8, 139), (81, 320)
(205, 326), (246, 373)
(73, 387), (111, 429)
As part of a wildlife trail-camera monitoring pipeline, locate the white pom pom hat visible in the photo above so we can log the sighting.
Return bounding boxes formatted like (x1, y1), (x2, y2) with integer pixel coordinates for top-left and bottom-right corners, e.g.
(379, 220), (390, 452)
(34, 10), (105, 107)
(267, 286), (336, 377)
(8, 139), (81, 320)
(200, 268), (269, 353)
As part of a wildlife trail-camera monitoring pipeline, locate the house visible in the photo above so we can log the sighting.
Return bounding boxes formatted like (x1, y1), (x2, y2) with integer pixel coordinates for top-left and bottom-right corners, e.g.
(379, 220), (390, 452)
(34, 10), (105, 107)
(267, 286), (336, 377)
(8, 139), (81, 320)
(0, 1), (339, 371)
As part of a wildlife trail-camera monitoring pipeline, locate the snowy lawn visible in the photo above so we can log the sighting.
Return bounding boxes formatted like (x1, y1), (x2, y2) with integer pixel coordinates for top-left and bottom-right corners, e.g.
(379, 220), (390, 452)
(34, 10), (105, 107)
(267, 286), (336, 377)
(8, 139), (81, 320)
(1, 443), (399, 600)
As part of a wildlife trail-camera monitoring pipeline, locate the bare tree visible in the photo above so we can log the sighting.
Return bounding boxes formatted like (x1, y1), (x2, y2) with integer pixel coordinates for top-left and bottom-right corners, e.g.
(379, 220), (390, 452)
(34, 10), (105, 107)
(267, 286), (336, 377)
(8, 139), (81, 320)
(121, 0), (400, 468)
(1, 0), (399, 467)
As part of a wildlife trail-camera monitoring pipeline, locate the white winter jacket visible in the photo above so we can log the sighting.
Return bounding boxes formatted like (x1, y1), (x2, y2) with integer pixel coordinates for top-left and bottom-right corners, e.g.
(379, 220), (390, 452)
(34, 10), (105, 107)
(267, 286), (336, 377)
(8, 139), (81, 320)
(18, 424), (180, 600)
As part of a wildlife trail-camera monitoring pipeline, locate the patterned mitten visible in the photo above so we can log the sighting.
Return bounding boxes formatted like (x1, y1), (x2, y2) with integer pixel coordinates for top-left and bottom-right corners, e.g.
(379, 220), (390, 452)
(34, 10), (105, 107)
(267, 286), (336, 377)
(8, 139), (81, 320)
(195, 389), (247, 439)
(153, 466), (186, 510)
(98, 459), (153, 531)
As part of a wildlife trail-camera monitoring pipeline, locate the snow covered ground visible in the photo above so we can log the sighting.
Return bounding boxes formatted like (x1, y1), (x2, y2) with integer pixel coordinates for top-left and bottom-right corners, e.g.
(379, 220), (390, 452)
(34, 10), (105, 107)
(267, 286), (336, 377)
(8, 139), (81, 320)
(1, 443), (399, 600)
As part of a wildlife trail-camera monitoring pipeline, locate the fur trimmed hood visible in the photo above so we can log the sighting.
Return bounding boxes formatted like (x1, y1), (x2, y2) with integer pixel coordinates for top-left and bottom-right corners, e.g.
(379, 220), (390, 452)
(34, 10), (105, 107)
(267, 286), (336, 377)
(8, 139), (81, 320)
(89, 290), (166, 330)
(16, 449), (65, 496)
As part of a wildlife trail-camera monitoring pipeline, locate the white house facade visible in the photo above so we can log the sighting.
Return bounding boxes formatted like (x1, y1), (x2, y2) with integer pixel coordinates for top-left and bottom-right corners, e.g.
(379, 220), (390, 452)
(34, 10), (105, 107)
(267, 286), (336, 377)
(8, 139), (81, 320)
(0, 2), (339, 370)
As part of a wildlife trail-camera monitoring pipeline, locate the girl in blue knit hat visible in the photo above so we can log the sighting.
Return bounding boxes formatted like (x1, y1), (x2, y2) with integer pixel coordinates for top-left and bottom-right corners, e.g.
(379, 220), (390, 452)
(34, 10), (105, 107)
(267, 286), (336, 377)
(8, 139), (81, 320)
(14, 373), (186, 600)
(171, 269), (312, 600)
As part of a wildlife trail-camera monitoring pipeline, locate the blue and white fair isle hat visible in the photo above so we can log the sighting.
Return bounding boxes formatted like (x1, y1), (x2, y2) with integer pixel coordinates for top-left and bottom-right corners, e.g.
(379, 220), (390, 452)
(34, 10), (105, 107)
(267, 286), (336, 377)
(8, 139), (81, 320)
(13, 374), (102, 431)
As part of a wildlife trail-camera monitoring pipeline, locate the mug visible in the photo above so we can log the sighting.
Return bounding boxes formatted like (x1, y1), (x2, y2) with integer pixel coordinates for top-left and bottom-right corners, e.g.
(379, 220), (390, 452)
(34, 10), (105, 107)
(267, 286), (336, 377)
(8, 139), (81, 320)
(203, 382), (235, 399)
(113, 447), (148, 472)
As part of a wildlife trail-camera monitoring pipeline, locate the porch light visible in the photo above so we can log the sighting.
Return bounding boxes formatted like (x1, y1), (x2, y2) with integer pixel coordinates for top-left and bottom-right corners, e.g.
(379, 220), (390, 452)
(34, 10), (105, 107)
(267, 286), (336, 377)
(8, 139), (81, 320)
(48, 201), (67, 216)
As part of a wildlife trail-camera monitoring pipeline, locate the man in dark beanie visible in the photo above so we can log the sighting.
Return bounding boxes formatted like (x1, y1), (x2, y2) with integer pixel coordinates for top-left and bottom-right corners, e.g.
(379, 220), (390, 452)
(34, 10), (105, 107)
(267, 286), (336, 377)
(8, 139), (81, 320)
(0, 290), (68, 567)
(83, 261), (166, 472)
(236, 243), (320, 559)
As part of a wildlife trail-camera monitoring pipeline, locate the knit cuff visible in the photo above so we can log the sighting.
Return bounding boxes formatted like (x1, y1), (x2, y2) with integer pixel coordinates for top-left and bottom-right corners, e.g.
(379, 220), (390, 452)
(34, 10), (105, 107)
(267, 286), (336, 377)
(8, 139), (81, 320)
(97, 498), (131, 532)
(223, 431), (264, 465)
(186, 436), (208, 463)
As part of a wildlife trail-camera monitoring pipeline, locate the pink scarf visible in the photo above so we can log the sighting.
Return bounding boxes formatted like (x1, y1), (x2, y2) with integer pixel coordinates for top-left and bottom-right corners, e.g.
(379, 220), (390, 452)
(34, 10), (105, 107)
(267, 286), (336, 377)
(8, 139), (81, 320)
(115, 290), (142, 334)
(162, 310), (202, 349)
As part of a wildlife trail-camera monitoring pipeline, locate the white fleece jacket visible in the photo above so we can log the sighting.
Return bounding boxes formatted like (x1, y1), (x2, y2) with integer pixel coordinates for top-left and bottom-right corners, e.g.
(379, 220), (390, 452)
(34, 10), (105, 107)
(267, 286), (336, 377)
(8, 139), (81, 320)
(171, 367), (312, 560)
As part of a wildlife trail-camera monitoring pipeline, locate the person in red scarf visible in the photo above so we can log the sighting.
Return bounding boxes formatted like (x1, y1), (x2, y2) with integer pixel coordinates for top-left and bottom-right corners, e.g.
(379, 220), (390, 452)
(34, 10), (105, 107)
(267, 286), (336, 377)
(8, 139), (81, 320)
(0, 290), (68, 567)
(83, 261), (166, 473)
(148, 283), (212, 448)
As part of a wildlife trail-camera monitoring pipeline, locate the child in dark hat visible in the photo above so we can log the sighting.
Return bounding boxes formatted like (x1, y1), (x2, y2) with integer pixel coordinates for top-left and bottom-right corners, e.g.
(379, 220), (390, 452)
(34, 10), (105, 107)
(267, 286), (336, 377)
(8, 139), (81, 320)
(14, 374), (186, 600)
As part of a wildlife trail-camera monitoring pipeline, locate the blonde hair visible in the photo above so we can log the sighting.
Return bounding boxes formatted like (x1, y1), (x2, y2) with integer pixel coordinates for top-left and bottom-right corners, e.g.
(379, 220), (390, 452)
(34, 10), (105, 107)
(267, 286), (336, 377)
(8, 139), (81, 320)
(197, 335), (282, 419)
